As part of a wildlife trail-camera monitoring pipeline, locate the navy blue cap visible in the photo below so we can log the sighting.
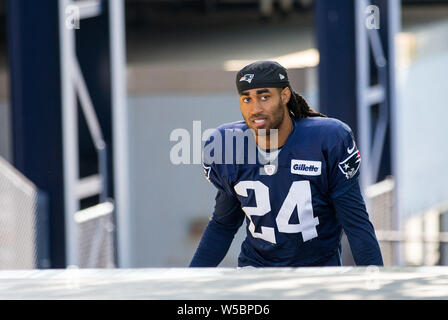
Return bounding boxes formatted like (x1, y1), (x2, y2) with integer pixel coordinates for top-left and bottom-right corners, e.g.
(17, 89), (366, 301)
(236, 61), (290, 92)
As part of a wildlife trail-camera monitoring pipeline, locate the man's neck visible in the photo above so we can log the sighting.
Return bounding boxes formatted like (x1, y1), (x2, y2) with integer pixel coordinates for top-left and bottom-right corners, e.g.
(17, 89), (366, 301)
(256, 115), (293, 150)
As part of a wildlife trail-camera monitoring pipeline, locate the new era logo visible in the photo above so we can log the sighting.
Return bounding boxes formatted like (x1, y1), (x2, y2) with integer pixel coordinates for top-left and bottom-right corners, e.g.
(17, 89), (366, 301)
(279, 73), (285, 80)
(291, 160), (322, 176)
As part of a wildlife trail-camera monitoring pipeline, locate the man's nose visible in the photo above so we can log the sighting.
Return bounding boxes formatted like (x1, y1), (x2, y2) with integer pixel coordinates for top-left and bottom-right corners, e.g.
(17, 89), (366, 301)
(251, 98), (263, 114)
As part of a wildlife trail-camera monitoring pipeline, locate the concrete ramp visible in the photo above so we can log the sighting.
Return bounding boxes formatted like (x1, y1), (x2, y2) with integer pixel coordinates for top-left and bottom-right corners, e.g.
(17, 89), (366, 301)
(0, 267), (447, 300)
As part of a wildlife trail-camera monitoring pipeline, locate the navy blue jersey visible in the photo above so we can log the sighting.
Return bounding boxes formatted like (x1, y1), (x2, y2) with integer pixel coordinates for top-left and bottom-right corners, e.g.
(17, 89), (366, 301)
(191, 117), (383, 267)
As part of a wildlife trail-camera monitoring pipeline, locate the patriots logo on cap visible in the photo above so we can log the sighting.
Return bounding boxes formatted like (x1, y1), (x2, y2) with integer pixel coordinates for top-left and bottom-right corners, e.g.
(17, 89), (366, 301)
(240, 74), (254, 83)
(338, 150), (361, 179)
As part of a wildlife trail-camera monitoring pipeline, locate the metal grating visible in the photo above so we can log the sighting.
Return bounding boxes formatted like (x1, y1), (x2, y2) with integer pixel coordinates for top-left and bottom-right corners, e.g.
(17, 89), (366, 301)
(0, 157), (38, 269)
(75, 201), (115, 268)
(365, 178), (396, 266)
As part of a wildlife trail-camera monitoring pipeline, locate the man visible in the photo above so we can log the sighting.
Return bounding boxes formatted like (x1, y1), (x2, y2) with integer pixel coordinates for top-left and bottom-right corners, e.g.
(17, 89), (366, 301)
(190, 61), (383, 267)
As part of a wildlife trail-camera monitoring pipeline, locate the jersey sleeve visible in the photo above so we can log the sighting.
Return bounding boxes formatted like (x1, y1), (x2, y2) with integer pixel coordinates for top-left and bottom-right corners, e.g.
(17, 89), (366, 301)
(190, 130), (245, 267)
(202, 128), (234, 195)
(333, 183), (384, 266)
(327, 122), (362, 198)
(202, 162), (227, 192)
(326, 121), (383, 266)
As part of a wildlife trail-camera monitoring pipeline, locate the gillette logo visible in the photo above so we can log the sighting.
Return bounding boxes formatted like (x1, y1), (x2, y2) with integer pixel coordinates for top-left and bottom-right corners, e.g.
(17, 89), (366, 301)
(291, 160), (322, 176)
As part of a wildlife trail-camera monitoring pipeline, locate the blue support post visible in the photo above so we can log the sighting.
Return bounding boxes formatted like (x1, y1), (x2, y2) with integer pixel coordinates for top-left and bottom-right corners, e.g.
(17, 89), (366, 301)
(6, 0), (65, 267)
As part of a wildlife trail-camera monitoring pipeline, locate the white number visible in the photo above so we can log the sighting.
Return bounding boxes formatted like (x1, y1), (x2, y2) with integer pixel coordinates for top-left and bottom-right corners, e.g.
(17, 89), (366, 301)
(234, 180), (319, 244)
(234, 181), (276, 244)
(276, 181), (319, 241)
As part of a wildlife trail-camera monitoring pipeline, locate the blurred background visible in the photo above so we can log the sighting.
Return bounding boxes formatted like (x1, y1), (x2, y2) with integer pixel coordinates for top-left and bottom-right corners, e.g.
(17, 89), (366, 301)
(0, 0), (447, 269)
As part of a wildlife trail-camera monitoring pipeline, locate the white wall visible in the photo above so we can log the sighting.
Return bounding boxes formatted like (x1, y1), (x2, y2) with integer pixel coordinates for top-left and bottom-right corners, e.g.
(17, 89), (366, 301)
(396, 21), (448, 224)
(128, 93), (246, 267)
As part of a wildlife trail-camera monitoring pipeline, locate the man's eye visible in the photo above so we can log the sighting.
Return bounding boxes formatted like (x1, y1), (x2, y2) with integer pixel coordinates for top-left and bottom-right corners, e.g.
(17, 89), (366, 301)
(261, 95), (269, 101)
(243, 98), (251, 103)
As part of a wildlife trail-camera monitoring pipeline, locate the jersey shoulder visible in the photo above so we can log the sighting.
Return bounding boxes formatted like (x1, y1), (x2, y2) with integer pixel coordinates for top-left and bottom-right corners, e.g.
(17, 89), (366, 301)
(295, 117), (352, 135)
(203, 120), (248, 147)
(294, 117), (354, 149)
(202, 120), (248, 176)
(217, 120), (248, 132)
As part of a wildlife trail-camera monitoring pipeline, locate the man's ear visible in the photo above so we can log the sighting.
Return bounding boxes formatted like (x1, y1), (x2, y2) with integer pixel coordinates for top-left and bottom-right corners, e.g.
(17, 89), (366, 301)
(281, 87), (292, 105)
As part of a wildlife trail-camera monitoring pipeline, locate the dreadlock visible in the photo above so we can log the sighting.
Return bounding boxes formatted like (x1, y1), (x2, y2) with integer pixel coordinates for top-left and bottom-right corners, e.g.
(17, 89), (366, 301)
(285, 86), (326, 119)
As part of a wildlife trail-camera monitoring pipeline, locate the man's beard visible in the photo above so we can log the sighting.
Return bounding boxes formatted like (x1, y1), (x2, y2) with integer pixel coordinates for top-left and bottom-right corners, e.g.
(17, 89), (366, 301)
(248, 100), (284, 137)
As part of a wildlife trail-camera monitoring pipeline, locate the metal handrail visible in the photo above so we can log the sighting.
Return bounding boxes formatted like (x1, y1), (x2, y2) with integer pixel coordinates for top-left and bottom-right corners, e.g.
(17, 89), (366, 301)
(72, 56), (108, 203)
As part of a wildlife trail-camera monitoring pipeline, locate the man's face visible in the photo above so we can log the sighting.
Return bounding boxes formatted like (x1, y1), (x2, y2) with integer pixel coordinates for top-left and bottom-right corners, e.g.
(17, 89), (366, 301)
(239, 87), (289, 136)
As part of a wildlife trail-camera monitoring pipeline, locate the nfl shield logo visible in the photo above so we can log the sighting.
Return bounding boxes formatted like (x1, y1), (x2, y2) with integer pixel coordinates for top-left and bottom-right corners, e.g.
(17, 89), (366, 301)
(264, 164), (276, 176)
